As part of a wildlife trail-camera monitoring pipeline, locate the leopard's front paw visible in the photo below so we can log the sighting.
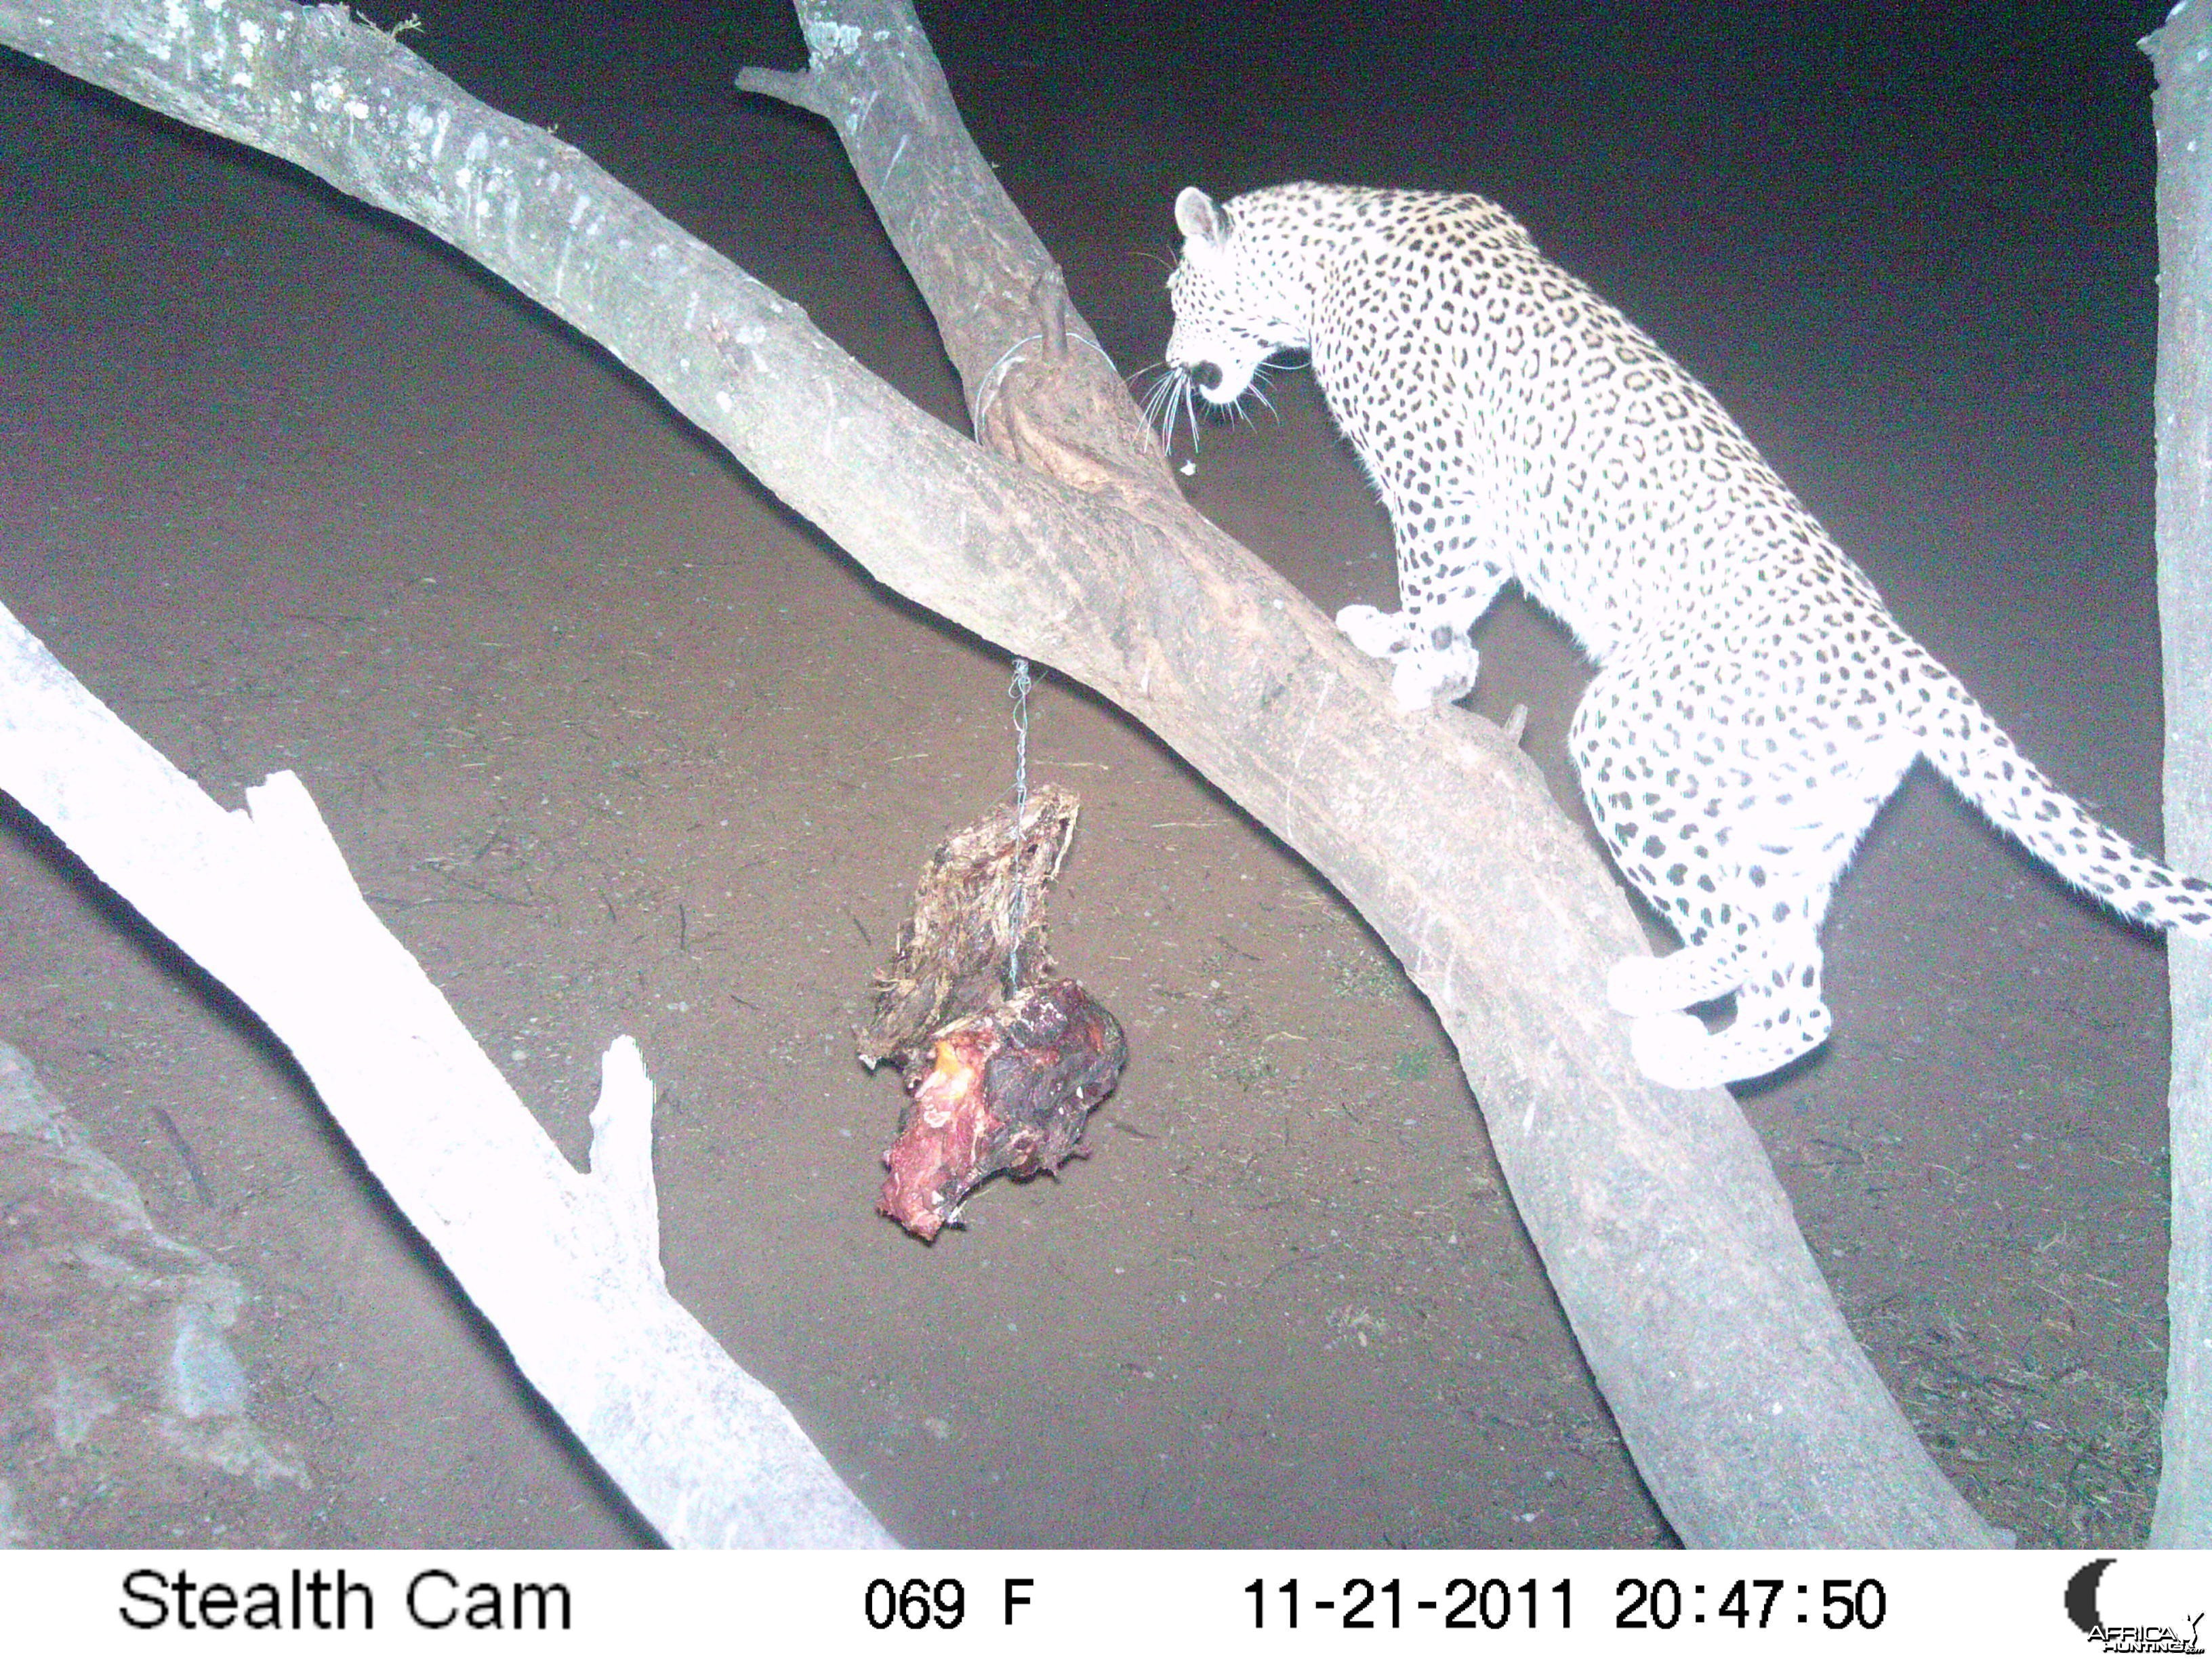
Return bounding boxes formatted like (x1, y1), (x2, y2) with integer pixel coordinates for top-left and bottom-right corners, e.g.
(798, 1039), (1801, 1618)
(1336, 602), (1420, 660)
(1337, 607), (1477, 711)
(1387, 644), (1479, 712)
(1607, 956), (1675, 1017)
(1627, 1012), (1725, 1090)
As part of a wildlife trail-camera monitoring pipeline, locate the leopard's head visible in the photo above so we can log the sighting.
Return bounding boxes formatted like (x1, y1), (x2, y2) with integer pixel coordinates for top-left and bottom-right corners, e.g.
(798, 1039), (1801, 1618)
(1147, 187), (1309, 447)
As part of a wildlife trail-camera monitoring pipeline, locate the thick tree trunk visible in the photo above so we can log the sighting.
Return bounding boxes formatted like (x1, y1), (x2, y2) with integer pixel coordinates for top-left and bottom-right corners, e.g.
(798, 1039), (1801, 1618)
(2146, 1), (2212, 1550)
(0, 0), (2003, 1544)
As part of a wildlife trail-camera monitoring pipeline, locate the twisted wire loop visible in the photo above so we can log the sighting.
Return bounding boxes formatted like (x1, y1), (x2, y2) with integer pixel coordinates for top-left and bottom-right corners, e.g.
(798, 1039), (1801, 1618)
(968, 331), (1118, 436)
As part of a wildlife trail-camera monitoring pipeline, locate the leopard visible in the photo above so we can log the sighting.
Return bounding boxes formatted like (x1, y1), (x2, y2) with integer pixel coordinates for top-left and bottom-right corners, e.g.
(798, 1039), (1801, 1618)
(1153, 180), (2212, 1090)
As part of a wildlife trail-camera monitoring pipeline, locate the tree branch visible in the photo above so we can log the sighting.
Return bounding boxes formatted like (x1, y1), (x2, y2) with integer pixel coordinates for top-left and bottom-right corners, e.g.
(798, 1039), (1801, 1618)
(2147, 1), (2212, 1549)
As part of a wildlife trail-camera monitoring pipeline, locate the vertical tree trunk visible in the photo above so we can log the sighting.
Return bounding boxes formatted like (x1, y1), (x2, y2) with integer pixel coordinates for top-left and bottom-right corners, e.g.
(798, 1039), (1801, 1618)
(2146, 1), (2212, 1549)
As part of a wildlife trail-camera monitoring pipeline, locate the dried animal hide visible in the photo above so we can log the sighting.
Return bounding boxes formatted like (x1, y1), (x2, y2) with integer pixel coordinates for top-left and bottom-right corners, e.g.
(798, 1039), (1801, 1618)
(858, 785), (1080, 1069)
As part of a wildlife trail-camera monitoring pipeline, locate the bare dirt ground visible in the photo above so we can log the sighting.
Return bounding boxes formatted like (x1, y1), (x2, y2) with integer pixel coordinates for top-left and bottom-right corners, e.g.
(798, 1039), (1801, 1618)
(0, 5), (2179, 1548)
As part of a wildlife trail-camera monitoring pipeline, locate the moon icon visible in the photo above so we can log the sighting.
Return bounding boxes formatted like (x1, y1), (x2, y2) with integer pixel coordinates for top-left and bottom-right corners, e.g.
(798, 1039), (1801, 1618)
(2065, 1557), (2114, 1635)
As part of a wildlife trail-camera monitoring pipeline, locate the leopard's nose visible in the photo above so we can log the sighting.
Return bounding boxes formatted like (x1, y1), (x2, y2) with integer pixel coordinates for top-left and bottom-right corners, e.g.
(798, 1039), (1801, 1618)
(1190, 361), (1223, 392)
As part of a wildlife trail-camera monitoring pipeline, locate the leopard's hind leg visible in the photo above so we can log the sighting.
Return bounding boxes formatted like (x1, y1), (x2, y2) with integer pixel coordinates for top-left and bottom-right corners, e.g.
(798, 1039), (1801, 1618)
(1622, 916), (1832, 1090)
(1573, 647), (1918, 1088)
(1607, 938), (1747, 1017)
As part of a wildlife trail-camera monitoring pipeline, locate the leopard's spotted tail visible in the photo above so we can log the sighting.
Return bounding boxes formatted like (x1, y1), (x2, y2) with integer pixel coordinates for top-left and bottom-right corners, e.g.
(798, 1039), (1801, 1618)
(1902, 644), (2212, 935)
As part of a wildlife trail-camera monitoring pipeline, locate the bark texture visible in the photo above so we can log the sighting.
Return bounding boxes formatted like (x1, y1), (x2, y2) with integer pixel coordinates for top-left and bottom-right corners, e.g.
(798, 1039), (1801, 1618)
(2148, 0), (2212, 1551)
(0, 0), (2005, 1543)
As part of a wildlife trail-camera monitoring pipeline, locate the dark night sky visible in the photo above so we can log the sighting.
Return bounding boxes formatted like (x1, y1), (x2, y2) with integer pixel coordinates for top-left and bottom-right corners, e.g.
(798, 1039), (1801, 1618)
(374, 3), (2177, 424)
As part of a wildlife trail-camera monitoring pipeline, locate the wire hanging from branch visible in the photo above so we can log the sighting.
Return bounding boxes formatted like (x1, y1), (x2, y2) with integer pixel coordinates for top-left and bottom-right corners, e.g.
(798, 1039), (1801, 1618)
(1006, 655), (1033, 994)
(856, 656), (1128, 1242)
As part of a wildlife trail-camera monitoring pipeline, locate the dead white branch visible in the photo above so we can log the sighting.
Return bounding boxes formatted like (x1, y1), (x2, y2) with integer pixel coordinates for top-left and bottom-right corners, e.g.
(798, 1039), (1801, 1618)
(0, 596), (893, 1548)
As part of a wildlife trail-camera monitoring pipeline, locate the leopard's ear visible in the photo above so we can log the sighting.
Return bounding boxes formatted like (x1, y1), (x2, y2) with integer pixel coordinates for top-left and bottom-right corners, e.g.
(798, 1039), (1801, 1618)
(1174, 186), (1231, 247)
